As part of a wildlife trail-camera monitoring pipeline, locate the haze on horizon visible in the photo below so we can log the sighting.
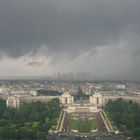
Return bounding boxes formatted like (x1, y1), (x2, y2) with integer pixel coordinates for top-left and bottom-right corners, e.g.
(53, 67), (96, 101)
(0, 0), (140, 81)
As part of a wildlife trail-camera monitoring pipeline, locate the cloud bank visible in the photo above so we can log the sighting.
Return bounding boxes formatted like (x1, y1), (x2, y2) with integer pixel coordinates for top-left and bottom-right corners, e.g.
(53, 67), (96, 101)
(0, 0), (140, 80)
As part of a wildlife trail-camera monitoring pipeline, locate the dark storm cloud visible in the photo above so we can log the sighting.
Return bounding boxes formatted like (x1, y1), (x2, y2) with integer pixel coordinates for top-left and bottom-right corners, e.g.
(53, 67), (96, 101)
(1, 0), (140, 81)
(0, 0), (140, 58)
(26, 61), (44, 66)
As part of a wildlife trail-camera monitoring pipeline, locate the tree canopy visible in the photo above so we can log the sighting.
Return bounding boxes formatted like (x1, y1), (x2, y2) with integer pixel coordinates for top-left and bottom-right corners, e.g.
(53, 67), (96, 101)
(0, 99), (62, 140)
(105, 98), (140, 139)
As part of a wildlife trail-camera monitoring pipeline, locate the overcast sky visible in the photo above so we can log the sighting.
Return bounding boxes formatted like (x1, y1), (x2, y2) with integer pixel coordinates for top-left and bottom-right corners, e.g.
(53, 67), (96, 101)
(0, 0), (140, 81)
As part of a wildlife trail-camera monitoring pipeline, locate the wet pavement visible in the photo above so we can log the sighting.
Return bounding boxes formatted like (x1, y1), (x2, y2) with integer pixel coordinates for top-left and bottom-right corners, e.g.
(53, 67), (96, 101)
(47, 133), (124, 140)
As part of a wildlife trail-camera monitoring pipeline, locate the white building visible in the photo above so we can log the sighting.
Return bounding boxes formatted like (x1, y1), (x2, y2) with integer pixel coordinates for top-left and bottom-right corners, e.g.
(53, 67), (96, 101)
(6, 97), (19, 109)
(59, 91), (103, 113)
(59, 92), (74, 105)
(89, 92), (103, 106)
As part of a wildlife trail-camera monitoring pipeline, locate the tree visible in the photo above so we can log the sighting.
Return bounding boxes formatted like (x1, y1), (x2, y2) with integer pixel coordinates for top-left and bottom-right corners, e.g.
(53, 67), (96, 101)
(45, 117), (49, 126)
(36, 131), (46, 140)
(133, 128), (140, 138)
(121, 112), (134, 129)
(32, 121), (40, 130)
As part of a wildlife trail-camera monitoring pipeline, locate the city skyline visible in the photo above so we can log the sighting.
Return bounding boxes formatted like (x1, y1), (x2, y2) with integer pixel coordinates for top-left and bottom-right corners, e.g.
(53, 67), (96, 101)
(0, 0), (140, 81)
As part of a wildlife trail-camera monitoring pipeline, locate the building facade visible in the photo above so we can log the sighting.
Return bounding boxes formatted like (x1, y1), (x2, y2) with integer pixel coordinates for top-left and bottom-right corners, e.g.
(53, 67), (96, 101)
(59, 91), (103, 113)
(59, 92), (74, 105)
(6, 97), (19, 109)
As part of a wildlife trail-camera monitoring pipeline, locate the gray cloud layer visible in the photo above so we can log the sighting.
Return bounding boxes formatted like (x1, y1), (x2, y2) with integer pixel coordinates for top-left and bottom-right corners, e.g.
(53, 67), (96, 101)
(0, 0), (140, 80)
